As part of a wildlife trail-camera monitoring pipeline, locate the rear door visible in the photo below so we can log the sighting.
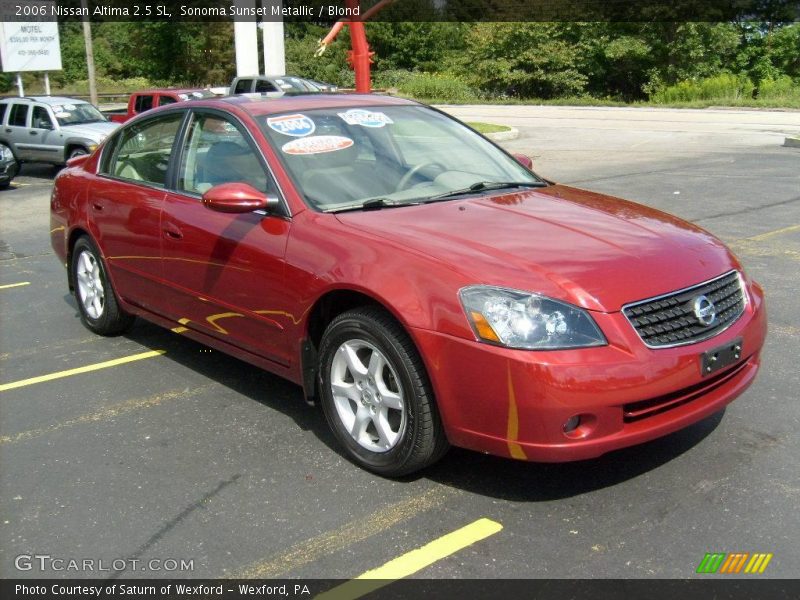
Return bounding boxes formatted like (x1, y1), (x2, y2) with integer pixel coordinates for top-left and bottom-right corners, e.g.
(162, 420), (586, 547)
(5, 103), (31, 160)
(159, 109), (292, 365)
(92, 110), (186, 313)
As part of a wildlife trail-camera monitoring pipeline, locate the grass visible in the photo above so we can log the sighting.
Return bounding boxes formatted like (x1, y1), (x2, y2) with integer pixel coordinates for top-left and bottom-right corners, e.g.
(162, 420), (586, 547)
(465, 122), (511, 134)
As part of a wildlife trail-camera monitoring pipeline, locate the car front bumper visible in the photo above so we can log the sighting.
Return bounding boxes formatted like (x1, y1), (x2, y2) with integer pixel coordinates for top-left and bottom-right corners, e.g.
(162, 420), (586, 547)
(412, 280), (767, 462)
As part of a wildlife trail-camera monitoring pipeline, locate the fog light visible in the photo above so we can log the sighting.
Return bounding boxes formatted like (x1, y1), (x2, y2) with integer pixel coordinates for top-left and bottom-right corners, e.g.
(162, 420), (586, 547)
(563, 415), (581, 433)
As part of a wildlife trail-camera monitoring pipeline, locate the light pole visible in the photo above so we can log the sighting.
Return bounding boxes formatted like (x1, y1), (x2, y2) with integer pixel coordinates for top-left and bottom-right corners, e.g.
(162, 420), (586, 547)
(80, 0), (97, 105)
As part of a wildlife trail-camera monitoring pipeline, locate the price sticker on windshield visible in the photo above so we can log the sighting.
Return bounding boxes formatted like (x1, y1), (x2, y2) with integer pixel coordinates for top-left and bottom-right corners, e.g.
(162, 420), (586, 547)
(282, 135), (354, 155)
(267, 114), (316, 137)
(338, 109), (393, 128)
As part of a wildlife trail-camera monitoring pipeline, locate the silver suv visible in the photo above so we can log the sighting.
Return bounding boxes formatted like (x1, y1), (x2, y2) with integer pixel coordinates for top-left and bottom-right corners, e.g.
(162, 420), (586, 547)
(0, 96), (119, 165)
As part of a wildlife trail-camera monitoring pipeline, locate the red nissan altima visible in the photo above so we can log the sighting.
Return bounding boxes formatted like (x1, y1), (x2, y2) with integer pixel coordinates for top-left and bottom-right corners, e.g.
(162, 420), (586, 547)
(50, 95), (767, 476)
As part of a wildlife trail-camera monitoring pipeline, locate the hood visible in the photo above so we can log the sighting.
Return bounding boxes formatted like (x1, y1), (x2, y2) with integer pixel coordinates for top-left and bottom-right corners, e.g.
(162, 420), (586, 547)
(61, 121), (119, 140)
(335, 185), (738, 313)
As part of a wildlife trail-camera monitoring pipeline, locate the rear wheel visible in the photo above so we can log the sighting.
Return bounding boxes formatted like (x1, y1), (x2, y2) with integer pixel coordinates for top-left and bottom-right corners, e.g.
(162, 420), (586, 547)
(71, 236), (134, 335)
(318, 306), (448, 476)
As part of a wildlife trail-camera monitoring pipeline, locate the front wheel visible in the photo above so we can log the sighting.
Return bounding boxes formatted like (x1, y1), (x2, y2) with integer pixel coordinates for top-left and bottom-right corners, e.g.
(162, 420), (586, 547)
(71, 236), (134, 335)
(68, 147), (88, 161)
(318, 307), (448, 476)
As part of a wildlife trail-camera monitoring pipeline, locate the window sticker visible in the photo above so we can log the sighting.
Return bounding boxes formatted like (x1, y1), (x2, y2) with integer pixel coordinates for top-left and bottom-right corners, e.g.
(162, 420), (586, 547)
(55, 112), (71, 118)
(51, 105), (63, 113)
(338, 109), (393, 128)
(267, 113), (316, 137)
(64, 104), (77, 111)
(281, 135), (354, 155)
(178, 94), (189, 101)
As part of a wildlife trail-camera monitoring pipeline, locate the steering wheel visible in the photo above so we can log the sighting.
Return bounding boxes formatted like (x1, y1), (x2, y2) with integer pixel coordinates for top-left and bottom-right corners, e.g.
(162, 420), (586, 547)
(396, 162), (445, 191)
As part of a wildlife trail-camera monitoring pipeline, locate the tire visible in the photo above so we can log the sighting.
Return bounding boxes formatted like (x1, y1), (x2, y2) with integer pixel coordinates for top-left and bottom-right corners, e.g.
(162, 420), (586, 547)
(71, 236), (134, 335)
(68, 147), (88, 160)
(318, 306), (449, 476)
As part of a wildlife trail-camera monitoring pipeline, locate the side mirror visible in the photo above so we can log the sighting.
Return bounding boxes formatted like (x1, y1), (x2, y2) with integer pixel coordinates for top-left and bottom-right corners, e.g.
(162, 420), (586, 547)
(202, 182), (280, 214)
(512, 153), (533, 169)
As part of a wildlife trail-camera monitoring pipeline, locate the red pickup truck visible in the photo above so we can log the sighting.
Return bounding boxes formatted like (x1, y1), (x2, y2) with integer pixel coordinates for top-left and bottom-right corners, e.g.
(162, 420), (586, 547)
(105, 88), (217, 123)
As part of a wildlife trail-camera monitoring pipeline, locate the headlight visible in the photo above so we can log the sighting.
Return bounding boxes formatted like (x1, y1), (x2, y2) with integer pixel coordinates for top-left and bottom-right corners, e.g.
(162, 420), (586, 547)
(0, 146), (11, 160)
(459, 286), (606, 350)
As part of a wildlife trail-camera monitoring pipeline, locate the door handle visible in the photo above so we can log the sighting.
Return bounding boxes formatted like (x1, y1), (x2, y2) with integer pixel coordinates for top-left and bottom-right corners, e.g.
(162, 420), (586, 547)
(92, 202), (104, 211)
(29, 131), (38, 135)
(5, 128), (11, 133)
(163, 224), (183, 240)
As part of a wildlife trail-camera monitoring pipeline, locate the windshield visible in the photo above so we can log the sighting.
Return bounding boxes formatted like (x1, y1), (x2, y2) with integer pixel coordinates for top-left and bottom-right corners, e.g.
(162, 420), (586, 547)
(275, 77), (320, 93)
(259, 105), (541, 211)
(53, 102), (106, 126)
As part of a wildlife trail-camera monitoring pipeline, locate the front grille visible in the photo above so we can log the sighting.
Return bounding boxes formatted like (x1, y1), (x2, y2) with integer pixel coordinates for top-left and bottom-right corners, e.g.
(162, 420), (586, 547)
(622, 271), (745, 348)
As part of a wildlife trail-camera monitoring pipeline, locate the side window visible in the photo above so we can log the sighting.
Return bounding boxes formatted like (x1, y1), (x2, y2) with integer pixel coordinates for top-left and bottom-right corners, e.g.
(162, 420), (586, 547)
(134, 95), (154, 113)
(0, 103), (7, 125)
(9, 104), (29, 127)
(255, 79), (278, 93)
(32, 106), (54, 129)
(234, 79), (252, 94)
(158, 95), (177, 107)
(108, 113), (184, 187)
(178, 113), (272, 195)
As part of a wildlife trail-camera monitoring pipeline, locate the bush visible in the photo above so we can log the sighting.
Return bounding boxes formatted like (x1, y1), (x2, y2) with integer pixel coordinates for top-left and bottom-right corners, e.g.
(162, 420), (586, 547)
(758, 76), (800, 101)
(372, 69), (418, 90)
(650, 73), (754, 103)
(398, 73), (479, 103)
(53, 77), (155, 95)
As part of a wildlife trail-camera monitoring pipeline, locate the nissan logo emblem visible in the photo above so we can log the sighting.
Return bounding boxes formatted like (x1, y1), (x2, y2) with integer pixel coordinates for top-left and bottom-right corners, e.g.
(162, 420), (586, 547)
(693, 295), (717, 326)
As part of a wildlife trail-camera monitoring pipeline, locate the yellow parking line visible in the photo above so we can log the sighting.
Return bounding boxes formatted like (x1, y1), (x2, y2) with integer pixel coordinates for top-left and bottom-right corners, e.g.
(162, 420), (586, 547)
(0, 350), (166, 393)
(745, 224), (800, 242)
(0, 282), (30, 290)
(316, 518), (503, 600)
(0, 385), (212, 445)
(232, 488), (456, 579)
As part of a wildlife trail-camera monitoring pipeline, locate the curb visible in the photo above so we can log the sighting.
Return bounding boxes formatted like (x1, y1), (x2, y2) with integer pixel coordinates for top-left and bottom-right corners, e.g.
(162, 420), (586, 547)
(784, 136), (800, 148)
(485, 127), (519, 142)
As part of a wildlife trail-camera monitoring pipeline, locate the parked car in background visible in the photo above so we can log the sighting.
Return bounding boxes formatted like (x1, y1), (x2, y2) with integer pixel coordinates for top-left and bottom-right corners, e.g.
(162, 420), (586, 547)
(105, 88), (217, 124)
(50, 95), (766, 476)
(0, 141), (19, 188)
(0, 96), (118, 165)
(228, 75), (322, 96)
(305, 79), (338, 93)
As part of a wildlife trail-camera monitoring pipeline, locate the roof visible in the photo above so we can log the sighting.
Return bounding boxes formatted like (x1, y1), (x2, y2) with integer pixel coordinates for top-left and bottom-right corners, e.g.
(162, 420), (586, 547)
(137, 88), (211, 95)
(1, 96), (90, 105)
(222, 93), (418, 117)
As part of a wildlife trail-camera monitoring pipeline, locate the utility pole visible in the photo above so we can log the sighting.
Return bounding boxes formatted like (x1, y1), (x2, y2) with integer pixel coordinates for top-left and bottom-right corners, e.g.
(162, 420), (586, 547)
(80, 0), (98, 105)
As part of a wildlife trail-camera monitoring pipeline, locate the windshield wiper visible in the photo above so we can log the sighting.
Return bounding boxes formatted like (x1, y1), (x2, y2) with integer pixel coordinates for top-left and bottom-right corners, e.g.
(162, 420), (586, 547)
(326, 197), (424, 214)
(426, 181), (547, 202)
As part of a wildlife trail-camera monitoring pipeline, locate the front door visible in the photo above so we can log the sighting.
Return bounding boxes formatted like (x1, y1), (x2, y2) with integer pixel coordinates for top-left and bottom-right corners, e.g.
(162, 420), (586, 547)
(160, 111), (292, 366)
(28, 105), (62, 163)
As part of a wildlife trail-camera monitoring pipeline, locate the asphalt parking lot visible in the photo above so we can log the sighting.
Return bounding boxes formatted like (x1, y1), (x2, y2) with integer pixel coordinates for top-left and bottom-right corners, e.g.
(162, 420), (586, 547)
(1, 106), (798, 581)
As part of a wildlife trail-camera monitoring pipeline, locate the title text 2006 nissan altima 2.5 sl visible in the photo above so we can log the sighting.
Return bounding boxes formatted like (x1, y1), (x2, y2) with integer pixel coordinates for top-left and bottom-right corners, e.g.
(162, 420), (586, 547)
(50, 95), (767, 476)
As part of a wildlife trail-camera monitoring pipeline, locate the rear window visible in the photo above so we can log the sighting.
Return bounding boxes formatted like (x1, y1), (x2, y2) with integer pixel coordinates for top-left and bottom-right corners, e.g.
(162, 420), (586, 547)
(9, 104), (28, 127)
(134, 95), (154, 113)
(234, 79), (252, 94)
(255, 79), (278, 93)
(158, 96), (177, 107)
